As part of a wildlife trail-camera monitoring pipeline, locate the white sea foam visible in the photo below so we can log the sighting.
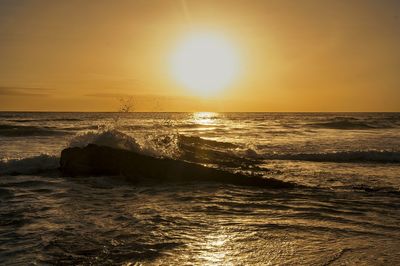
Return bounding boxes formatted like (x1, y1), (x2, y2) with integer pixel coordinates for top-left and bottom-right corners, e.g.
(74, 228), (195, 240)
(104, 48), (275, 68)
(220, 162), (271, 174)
(0, 129), (180, 175)
(0, 154), (59, 175)
(69, 129), (142, 152)
(68, 129), (180, 158)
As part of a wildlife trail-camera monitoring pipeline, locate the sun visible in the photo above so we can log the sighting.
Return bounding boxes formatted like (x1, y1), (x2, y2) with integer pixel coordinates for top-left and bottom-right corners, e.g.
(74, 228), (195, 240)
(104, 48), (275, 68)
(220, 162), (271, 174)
(170, 31), (240, 97)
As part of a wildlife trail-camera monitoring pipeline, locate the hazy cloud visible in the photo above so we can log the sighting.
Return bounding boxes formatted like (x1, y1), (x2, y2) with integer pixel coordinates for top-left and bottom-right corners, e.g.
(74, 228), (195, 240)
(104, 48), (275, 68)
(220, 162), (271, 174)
(0, 86), (53, 97)
(84, 93), (133, 98)
(84, 93), (189, 101)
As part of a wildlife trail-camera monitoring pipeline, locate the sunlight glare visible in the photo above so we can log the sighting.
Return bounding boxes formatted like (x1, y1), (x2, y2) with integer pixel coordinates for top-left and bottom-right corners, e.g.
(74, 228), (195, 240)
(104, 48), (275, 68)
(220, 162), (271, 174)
(170, 32), (240, 97)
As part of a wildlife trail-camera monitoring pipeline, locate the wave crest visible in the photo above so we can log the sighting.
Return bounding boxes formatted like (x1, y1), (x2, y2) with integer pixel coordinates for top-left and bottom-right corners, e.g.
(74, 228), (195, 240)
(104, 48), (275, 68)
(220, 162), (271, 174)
(68, 129), (180, 158)
(0, 124), (66, 137)
(69, 129), (141, 152)
(0, 155), (59, 175)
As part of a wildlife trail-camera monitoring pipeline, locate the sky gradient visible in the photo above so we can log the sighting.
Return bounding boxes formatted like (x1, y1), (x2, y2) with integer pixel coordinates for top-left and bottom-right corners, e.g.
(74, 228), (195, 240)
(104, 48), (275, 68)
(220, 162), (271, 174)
(0, 0), (399, 111)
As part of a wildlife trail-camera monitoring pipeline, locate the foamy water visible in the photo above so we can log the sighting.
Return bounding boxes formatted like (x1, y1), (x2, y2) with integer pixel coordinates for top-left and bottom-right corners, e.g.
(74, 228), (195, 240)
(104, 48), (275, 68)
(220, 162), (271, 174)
(0, 112), (399, 264)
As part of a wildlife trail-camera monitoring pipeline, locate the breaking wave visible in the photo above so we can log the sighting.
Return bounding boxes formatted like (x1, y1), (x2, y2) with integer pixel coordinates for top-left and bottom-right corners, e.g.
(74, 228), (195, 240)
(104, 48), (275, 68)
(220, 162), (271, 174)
(0, 130), (149, 175)
(0, 130), (256, 176)
(69, 129), (142, 152)
(2, 127), (399, 177)
(177, 135), (260, 169)
(68, 130), (400, 165)
(0, 155), (59, 175)
(68, 129), (180, 158)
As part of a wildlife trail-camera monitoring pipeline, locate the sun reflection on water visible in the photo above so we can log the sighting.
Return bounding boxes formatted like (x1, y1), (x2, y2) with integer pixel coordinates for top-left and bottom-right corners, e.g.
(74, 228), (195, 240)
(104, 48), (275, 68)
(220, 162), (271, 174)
(197, 231), (233, 265)
(192, 112), (219, 126)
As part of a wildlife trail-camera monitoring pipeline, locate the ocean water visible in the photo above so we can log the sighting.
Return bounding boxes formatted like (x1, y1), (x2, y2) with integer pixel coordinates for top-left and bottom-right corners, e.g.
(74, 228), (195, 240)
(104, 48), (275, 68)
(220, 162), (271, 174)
(0, 112), (399, 265)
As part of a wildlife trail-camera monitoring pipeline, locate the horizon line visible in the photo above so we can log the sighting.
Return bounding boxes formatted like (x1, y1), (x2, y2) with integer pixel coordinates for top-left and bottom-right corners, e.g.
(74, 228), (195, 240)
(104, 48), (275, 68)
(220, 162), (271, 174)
(0, 110), (399, 113)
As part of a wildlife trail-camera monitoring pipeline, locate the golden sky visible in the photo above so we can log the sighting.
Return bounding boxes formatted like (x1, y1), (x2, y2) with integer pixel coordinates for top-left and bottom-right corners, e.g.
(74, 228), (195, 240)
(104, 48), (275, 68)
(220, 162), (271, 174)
(0, 0), (399, 111)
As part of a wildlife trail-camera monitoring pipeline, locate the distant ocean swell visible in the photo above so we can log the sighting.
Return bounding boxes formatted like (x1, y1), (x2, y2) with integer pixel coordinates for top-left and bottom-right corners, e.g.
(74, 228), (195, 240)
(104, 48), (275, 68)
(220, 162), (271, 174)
(10, 118), (82, 123)
(2, 114), (399, 138)
(254, 150), (400, 163)
(307, 117), (399, 130)
(0, 124), (67, 137)
(0, 124), (99, 137)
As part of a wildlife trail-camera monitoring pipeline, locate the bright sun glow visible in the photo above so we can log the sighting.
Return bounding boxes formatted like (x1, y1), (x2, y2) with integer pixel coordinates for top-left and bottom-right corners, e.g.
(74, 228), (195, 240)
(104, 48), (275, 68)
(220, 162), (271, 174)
(170, 32), (240, 97)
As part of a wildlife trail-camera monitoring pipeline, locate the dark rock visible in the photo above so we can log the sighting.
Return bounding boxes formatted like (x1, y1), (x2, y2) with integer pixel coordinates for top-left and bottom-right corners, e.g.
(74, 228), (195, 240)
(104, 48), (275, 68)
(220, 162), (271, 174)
(60, 144), (294, 188)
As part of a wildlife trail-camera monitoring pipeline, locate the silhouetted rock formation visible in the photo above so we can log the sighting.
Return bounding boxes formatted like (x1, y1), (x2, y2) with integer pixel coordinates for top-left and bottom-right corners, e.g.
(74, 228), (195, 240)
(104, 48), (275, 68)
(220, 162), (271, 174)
(60, 144), (294, 188)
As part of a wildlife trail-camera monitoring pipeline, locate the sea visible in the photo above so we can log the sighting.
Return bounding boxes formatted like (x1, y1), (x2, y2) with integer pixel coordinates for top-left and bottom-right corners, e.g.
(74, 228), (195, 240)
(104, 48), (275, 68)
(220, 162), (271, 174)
(0, 112), (399, 265)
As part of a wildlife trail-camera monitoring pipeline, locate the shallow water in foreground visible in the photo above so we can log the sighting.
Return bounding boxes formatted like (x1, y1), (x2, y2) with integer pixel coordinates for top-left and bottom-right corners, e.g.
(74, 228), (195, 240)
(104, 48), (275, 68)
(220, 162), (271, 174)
(0, 112), (400, 264)
(0, 176), (400, 265)
(1, 175), (399, 265)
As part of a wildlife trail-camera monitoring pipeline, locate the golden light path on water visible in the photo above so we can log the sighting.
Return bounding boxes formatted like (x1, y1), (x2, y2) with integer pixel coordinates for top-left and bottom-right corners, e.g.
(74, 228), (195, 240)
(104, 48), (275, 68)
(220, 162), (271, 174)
(197, 230), (230, 265)
(191, 112), (218, 126)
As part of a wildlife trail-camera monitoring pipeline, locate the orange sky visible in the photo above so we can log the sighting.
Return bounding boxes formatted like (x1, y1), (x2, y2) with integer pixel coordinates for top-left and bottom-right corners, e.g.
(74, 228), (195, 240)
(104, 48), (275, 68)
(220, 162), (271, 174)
(0, 0), (399, 112)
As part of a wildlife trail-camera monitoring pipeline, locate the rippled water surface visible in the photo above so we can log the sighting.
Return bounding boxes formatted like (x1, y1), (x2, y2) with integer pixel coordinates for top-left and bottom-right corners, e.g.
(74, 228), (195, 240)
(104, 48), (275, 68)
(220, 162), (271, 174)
(0, 112), (400, 265)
